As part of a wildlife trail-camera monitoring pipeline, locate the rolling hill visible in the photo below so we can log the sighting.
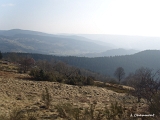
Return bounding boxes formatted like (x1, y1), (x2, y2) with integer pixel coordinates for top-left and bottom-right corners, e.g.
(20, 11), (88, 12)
(0, 29), (112, 55)
(79, 48), (139, 57)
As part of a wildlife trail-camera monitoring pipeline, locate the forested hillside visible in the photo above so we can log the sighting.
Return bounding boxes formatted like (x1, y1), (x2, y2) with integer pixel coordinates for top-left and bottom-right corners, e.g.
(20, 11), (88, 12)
(3, 50), (160, 77)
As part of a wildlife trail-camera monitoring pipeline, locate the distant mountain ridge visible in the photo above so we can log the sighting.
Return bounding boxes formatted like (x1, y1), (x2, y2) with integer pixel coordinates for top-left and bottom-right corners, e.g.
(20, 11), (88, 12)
(0, 29), (113, 55)
(0, 29), (141, 56)
(80, 48), (139, 57)
(0, 29), (53, 36)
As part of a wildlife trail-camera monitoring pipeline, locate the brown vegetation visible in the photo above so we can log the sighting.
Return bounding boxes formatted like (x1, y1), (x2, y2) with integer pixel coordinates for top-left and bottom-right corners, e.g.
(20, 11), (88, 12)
(0, 60), (159, 119)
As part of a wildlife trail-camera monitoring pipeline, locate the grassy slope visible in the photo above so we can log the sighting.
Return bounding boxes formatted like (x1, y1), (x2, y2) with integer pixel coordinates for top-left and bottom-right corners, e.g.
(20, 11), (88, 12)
(0, 61), (148, 119)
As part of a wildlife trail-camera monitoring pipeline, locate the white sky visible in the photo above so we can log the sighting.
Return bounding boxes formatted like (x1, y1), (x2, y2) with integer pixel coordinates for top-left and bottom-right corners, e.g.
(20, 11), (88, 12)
(1, 0), (160, 37)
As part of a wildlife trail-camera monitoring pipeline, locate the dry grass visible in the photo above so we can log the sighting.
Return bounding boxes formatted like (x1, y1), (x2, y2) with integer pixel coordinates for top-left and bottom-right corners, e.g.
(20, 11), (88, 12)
(0, 62), (152, 119)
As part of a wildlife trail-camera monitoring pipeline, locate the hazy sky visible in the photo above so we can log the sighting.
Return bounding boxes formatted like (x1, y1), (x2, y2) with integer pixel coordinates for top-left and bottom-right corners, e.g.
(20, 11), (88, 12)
(1, 0), (160, 37)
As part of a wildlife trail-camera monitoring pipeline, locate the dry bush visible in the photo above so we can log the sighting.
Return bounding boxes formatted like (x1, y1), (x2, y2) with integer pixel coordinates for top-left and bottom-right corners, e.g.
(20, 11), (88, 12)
(8, 108), (25, 120)
(148, 92), (160, 119)
(0, 108), (25, 120)
(0, 108), (38, 120)
(42, 87), (52, 109)
(54, 103), (81, 119)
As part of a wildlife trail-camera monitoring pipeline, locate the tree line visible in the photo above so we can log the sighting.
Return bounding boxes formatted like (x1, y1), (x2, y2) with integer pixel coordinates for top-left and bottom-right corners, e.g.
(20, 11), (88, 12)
(2, 50), (160, 77)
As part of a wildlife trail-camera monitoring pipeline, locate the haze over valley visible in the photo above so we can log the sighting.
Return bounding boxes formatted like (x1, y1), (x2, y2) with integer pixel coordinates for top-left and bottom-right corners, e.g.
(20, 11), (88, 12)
(1, 29), (160, 57)
(1, 29), (160, 77)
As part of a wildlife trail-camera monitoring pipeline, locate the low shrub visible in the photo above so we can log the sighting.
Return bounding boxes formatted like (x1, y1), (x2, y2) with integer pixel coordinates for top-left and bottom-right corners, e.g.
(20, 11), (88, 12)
(29, 68), (56, 82)
(0, 108), (38, 120)
(54, 103), (81, 119)
(42, 88), (52, 109)
(148, 92), (160, 118)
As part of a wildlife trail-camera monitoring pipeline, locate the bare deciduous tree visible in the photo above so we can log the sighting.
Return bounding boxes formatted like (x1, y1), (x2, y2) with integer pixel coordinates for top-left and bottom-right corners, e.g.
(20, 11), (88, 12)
(36, 60), (53, 72)
(129, 67), (160, 103)
(19, 57), (35, 73)
(53, 62), (79, 78)
(0, 51), (2, 59)
(114, 67), (125, 83)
